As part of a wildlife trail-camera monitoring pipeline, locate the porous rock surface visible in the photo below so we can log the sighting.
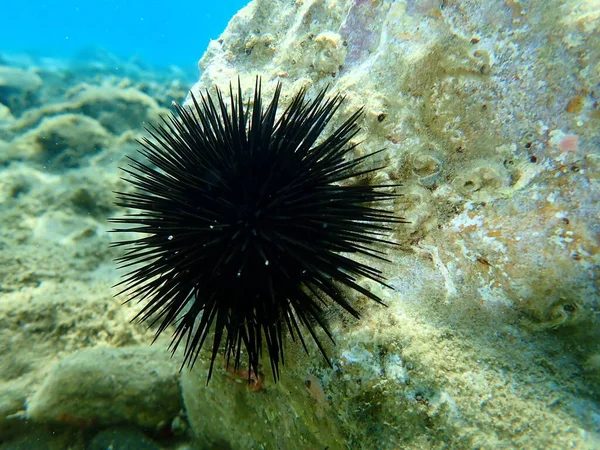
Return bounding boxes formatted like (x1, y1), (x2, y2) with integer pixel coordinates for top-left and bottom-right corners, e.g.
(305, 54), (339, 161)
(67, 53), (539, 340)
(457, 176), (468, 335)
(181, 0), (600, 449)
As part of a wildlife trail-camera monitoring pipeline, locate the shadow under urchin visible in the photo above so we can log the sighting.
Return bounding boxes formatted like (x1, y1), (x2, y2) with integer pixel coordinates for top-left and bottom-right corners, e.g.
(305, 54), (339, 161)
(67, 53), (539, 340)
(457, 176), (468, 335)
(110, 77), (404, 383)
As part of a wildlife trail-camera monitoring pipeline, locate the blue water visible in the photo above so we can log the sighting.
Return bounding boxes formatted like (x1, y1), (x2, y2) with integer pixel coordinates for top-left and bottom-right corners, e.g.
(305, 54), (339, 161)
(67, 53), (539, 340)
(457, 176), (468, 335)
(2, 0), (249, 71)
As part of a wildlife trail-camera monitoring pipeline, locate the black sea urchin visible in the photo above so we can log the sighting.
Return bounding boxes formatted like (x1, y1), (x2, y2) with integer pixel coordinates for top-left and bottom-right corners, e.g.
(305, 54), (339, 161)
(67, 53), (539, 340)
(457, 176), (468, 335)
(111, 78), (403, 382)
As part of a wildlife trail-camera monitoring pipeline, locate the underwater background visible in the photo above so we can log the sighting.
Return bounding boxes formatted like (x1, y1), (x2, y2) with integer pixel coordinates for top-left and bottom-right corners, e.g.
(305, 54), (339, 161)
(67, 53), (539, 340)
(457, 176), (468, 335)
(1, 0), (248, 71)
(1, 0), (600, 449)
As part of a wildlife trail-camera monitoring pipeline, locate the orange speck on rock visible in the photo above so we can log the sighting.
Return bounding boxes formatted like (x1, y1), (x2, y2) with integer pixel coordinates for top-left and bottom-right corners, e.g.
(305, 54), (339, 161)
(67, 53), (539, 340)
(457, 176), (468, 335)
(224, 366), (264, 392)
(304, 375), (329, 418)
(305, 375), (327, 404)
(566, 95), (584, 113)
(559, 135), (579, 152)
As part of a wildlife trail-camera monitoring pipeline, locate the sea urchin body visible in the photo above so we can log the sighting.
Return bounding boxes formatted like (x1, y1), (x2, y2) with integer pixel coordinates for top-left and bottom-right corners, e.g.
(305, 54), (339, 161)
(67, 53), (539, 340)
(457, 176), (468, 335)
(111, 78), (403, 382)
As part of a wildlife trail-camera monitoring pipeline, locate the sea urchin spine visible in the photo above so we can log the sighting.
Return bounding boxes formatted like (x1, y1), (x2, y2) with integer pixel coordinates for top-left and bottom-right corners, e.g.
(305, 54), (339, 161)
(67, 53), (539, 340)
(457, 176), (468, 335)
(111, 78), (404, 382)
